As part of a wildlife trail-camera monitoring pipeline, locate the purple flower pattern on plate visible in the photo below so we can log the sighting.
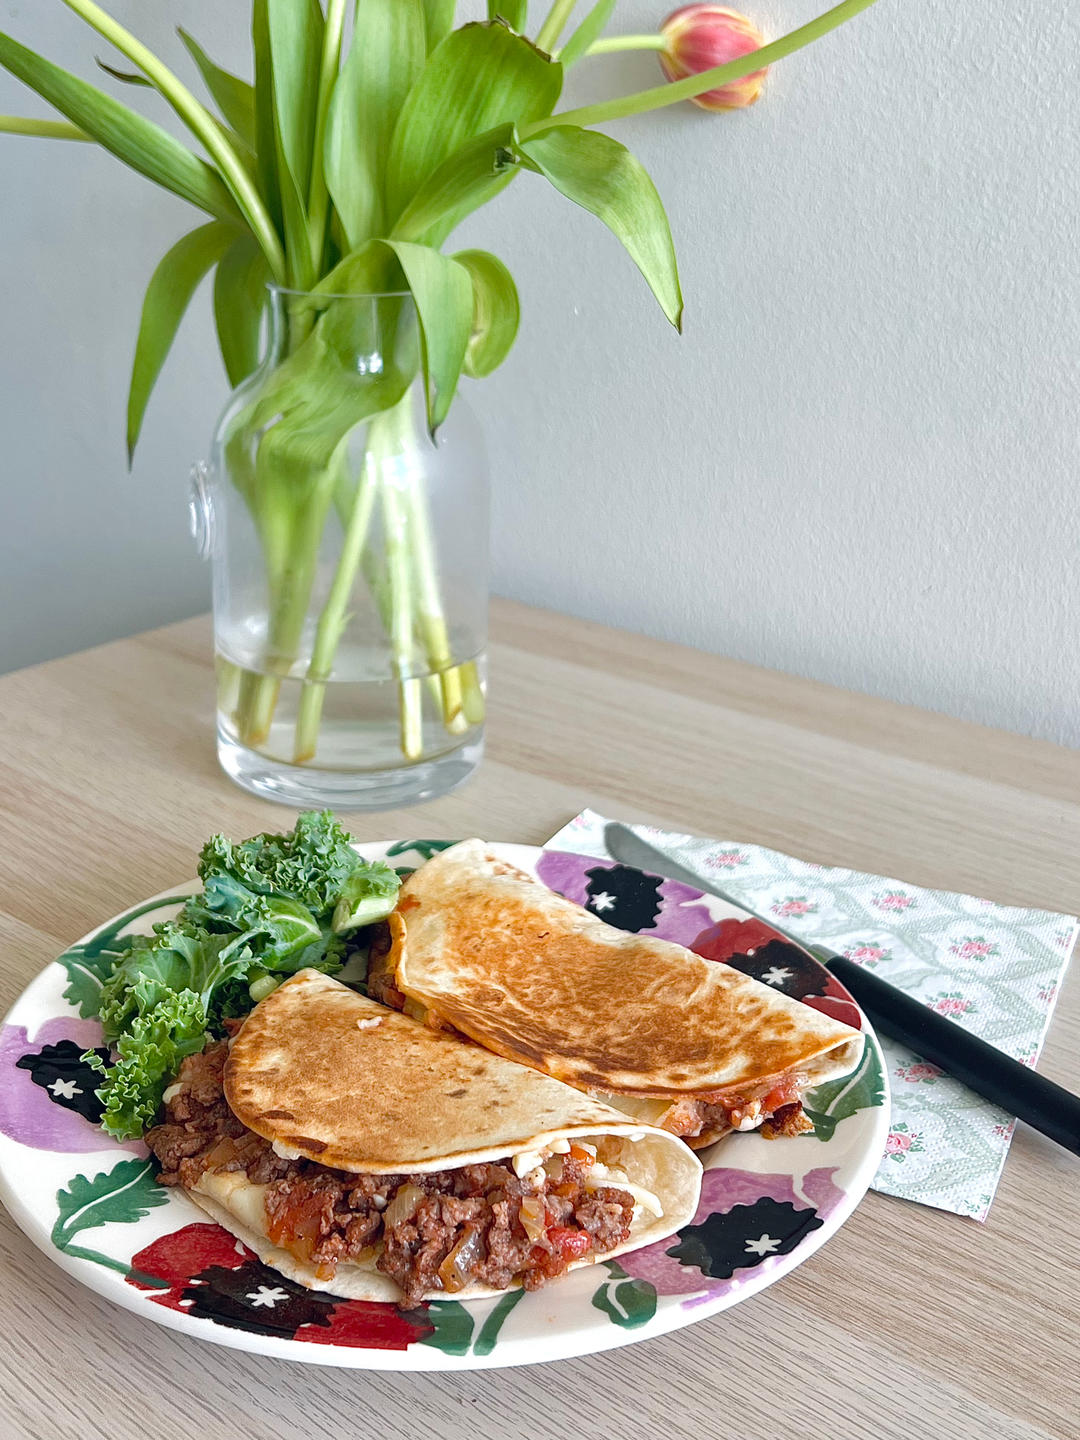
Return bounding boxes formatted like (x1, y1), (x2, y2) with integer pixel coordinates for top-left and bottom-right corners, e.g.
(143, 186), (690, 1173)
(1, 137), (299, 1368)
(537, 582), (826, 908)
(0, 1017), (144, 1155)
(534, 851), (714, 946)
(619, 1167), (845, 1308)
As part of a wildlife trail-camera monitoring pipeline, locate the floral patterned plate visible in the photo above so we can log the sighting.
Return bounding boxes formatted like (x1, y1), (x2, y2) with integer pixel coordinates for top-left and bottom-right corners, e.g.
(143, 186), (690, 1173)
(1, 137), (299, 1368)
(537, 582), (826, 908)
(0, 841), (889, 1370)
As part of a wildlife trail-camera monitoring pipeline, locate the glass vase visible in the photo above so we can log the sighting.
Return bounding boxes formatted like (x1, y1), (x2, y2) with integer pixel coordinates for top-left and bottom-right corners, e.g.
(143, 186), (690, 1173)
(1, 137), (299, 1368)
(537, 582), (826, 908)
(193, 286), (488, 809)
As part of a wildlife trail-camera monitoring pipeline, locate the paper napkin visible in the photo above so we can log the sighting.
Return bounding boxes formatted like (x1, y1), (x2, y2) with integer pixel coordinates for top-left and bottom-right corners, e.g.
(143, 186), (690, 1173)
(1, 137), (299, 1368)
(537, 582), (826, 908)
(545, 809), (1078, 1221)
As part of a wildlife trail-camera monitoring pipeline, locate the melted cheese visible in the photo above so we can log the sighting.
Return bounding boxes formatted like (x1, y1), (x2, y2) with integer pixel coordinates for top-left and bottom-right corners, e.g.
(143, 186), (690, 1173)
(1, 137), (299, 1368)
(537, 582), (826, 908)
(584, 1161), (664, 1220)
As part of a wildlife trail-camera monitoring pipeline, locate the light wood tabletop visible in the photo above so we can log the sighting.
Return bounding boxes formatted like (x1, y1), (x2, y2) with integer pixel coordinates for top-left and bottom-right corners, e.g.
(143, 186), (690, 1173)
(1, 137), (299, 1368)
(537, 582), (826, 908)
(0, 598), (1077, 1440)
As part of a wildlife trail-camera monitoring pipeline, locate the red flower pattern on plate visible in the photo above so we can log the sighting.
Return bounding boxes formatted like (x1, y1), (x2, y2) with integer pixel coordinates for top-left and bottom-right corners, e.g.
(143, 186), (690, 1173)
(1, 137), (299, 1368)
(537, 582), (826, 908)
(689, 919), (864, 1031)
(127, 1223), (432, 1349)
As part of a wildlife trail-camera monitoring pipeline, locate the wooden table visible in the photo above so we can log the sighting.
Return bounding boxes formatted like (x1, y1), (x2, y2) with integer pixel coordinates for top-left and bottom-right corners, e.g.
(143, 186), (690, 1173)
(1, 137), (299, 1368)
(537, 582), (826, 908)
(0, 599), (1077, 1440)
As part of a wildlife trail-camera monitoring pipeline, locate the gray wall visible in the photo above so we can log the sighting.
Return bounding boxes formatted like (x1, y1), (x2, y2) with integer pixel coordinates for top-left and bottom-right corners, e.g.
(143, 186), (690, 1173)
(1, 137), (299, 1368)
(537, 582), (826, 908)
(2, 1), (1078, 747)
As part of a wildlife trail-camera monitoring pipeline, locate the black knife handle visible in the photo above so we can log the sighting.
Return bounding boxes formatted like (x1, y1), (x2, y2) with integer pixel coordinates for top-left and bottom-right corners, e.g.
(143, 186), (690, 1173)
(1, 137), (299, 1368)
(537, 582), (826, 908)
(827, 955), (1080, 1155)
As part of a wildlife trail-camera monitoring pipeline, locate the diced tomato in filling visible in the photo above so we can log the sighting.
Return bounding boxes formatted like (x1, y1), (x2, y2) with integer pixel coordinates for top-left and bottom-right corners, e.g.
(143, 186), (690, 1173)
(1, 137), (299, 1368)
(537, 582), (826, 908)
(662, 1072), (809, 1140)
(759, 1076), (803, 1115)
(266, 1188), (330, 1257)
(546, 1226), (594, 1261)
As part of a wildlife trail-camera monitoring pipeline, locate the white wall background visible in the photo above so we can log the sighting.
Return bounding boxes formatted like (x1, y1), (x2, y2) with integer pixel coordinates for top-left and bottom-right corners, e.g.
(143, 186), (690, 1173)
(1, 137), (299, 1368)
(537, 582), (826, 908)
(2, 0), (1078, 747)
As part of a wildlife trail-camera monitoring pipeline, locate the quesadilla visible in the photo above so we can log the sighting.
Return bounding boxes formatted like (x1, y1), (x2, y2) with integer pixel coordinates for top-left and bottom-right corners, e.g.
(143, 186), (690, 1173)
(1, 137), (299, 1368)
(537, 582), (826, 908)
(146, 969), (701, 1308)
(376, 840), (864, 1148)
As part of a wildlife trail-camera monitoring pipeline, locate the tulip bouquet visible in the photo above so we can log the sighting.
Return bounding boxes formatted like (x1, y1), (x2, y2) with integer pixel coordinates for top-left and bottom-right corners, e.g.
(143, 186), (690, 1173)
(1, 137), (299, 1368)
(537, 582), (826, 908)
(0, 0), (880, 786)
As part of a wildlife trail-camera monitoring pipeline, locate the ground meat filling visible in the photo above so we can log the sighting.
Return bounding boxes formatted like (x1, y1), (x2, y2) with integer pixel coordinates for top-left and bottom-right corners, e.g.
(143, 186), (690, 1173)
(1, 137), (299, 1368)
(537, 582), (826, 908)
(660, 1076), (813, 1142)
(365, 921), (406, 1011)
(146, 1042), (636, 1308)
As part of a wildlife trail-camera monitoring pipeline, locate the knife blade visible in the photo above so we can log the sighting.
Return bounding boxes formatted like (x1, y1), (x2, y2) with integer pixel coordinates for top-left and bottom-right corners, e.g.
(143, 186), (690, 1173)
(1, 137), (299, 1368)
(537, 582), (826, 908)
(602, 821), (1080, 1156)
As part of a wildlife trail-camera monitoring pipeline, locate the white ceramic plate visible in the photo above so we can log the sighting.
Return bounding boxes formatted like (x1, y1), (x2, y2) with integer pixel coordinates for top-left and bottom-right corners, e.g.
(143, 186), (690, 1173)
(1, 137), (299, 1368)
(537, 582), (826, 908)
(0, 839), (888, 1369)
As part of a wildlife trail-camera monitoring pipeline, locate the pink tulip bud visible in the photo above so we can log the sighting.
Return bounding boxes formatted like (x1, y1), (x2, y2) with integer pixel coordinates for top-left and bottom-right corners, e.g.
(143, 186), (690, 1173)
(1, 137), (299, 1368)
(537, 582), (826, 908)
(659, 5), (768, 112)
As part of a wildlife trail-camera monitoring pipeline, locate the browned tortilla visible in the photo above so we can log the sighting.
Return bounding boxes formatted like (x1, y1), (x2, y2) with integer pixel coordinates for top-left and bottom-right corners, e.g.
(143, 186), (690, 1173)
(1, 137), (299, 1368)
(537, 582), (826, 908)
(199, 970), (701, 1303)
(390, 841), (863, 1103)
(224, 969), (698, 1174)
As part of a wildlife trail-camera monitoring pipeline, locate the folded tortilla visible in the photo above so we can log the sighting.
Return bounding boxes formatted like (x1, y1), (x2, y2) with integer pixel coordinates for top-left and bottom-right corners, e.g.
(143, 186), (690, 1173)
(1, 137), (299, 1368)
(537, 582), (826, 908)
(180, 970), (701, 1304)
(384, 840), (864, 1147)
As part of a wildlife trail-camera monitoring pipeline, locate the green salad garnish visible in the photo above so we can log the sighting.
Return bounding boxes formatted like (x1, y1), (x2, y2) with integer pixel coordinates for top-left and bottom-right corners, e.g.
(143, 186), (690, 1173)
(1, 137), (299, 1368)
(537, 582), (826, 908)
(85, 811), (399, 1140)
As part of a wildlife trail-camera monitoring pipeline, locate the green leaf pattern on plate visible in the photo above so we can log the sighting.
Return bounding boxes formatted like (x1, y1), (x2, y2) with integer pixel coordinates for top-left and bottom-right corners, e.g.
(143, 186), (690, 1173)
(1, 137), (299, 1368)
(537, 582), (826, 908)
(385, 839), (456, 861)
(590, 1260), (658, 1329)
(472, 1288), (526, 1354)
(803, 1038), (885, 1142)
(52, 1158), (170, 1280)
(419, 1288), (527, 1355)
(57, 896), (193, 1017)
(418, 1299), (477, 1355)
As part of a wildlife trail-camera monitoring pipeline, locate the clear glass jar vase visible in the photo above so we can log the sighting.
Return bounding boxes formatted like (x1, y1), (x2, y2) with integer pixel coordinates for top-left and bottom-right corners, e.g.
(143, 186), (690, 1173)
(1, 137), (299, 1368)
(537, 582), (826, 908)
(194, 286), (488, 809)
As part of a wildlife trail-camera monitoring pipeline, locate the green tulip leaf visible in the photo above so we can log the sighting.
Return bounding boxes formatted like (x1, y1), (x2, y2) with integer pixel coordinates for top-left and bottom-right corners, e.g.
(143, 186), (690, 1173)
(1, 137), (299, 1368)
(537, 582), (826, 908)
(238, 280), (416, 528)
(391, 123), (520, 247)
(264, 0), (323, 197)
(315, 239), (471, 432)
(178, 28), (256, 150)
(263, 0), (324, 287)
(214, 233), (270, 387)
(558, 0), (617, 67)
(325, 0), (426, 249)
(487, 0), (528, 30)
(128, 221), (237, 459)
(251, 0), (283, 232)
(389, 242), (473, 433)
(0, 30), (238, 221)
(95, 58), (152, 88)
(454, 249), (520, 378)
(0, 115), (89, 140)
(421, 0), (457, 54)
(517, 125), (682, 330)
(384, 21), (562, 230)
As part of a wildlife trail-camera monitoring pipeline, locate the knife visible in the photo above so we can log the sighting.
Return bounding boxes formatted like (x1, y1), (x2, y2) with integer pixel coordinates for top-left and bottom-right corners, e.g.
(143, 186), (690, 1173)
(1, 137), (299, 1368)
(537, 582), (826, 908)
(603, 821), (1080, 1157)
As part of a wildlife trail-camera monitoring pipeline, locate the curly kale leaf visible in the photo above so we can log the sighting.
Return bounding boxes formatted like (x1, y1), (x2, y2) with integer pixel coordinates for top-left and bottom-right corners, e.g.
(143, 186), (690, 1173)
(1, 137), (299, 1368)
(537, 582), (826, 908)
(332, 859), (403, 934)
(84, 813), (401, 1139)
(96, 924), (254, 1044)
(86, 988), (209, 1140)
(194, 809), (368, 919)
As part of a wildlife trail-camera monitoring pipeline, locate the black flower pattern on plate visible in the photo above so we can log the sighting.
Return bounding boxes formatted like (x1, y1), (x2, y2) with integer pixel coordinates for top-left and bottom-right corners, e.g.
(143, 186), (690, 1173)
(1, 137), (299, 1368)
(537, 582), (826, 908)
(583, 864), (663, 932)
(666, 1198), (824, 1280)
(723, 940), (828, 1002)
(181, 1258), (339, 1338)
(16, 1040), (109, 1124)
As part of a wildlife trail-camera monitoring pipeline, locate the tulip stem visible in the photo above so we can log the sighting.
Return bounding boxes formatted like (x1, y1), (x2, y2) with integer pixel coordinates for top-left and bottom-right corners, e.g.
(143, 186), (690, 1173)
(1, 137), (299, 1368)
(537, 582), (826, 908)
(583, 35), (669, 56)
(522, 0), (881, 135)
(535, 0), (578, 54)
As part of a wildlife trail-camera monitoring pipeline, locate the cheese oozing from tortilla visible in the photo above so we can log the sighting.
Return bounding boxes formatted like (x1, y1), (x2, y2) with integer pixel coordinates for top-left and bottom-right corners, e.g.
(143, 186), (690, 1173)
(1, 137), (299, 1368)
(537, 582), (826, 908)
(511, 1139), (665, 1220)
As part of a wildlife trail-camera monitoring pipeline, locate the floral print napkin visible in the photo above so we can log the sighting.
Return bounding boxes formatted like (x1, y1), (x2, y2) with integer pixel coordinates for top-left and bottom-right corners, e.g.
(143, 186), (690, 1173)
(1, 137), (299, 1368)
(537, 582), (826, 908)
(545, 810), (1078, 1221)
